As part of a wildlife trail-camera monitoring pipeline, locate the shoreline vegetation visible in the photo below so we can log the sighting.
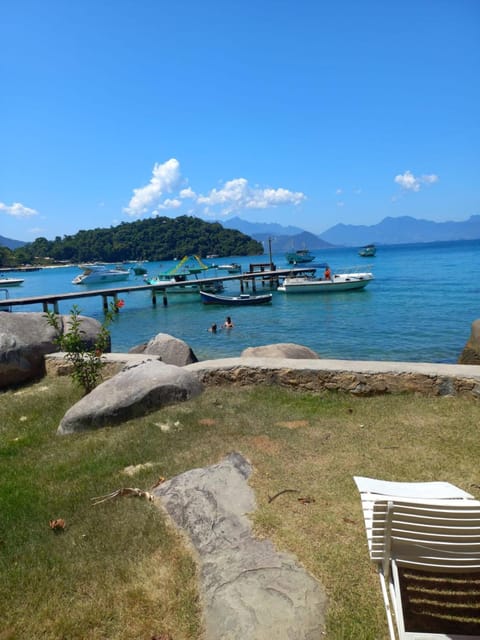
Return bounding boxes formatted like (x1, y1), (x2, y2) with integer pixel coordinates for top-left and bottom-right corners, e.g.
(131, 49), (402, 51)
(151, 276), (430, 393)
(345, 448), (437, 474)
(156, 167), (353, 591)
(0, 215), (264, 268)
(1, 377), (480, 638)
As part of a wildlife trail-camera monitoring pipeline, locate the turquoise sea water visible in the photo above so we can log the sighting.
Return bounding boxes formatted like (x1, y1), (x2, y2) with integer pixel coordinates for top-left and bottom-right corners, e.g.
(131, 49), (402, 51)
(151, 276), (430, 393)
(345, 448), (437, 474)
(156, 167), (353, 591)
(3, 240), (479, 364)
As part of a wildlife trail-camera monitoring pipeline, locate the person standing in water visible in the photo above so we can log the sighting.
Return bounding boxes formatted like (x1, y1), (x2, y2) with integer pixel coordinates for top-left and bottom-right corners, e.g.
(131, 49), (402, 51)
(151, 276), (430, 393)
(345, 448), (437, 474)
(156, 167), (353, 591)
(223, 316), (234, 328)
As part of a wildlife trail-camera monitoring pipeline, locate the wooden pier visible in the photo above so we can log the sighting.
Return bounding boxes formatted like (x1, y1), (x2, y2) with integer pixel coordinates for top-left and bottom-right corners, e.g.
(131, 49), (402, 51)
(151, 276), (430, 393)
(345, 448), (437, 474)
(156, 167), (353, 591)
(0, 267), (315, 313)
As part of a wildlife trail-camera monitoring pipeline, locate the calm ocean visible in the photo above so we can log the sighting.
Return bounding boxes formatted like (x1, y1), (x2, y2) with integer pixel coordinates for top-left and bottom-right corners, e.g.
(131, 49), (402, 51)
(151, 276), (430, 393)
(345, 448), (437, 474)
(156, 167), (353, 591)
(3, 239), (479, 364)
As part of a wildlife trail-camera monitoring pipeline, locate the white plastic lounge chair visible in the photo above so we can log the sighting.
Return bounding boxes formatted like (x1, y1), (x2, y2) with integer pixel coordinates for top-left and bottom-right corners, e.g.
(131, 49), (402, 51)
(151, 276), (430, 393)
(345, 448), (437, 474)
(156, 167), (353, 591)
(354, 476), (480, 640)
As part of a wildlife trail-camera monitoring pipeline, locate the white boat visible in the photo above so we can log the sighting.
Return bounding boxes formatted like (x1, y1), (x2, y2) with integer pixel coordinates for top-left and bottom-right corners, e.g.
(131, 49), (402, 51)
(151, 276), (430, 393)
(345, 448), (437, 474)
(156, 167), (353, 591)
(145, 273), (224, 294)
(144, 275), (200, 293)
(72, 264), (130, 285)
(0, 276), (24, 286)
(278, 268), (374, 293)
(217, 263), (242, 273)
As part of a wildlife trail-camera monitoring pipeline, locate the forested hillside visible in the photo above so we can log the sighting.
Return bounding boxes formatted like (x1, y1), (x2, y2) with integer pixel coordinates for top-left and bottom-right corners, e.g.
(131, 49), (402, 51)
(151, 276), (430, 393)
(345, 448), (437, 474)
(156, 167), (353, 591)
(0, 216), (263, 266)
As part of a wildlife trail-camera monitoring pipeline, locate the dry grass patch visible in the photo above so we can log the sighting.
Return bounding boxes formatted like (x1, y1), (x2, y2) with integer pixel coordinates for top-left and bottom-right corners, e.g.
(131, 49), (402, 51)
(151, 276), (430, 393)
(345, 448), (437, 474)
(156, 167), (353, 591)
(1, 378), (480, 639)
(275, 419), (310, 429)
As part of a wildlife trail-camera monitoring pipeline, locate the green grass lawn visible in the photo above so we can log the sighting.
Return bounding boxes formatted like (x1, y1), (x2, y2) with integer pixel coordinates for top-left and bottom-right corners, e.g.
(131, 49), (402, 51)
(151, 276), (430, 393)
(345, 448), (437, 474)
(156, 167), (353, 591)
(1, 377), (480, 639)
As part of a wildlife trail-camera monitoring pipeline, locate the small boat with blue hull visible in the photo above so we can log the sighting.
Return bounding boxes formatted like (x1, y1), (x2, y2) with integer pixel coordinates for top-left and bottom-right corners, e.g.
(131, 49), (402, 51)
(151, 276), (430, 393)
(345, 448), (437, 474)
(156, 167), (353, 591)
(359, 244), (376, 257)
(131, 262), (148, 275)
(200, 291), (273, 305)
(285, 248), (315, 264)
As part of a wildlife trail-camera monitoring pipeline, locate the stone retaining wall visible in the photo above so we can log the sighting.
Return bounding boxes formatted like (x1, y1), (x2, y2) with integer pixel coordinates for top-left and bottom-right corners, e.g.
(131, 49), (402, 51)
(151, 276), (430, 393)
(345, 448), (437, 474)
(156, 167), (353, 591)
(185, 358), (480, 398)
(45, 354), (480, 398)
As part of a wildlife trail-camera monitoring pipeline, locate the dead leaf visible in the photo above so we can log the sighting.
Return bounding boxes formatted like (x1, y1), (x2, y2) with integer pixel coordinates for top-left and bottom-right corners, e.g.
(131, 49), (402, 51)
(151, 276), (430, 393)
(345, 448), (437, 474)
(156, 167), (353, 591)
(297, 496), (315, 505)
(49, 518), (66, 531)
(151, 476), (166, 489)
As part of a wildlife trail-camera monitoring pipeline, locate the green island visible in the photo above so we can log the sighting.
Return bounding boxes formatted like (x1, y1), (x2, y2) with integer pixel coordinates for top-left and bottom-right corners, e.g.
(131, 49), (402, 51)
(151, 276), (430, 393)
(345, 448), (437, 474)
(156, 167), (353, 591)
(0, 216), (263, 267)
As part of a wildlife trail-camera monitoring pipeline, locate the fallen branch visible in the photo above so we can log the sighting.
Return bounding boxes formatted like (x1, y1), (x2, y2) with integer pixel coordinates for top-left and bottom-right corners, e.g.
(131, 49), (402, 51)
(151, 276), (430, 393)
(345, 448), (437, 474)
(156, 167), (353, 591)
(268, 489), (299, 503)
(91, 487), (155, 505)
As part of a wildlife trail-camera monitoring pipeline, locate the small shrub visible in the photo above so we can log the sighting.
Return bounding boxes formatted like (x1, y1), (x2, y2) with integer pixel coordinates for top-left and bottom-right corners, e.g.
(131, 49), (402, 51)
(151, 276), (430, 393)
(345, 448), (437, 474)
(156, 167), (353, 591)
(45, 300), (124, 394)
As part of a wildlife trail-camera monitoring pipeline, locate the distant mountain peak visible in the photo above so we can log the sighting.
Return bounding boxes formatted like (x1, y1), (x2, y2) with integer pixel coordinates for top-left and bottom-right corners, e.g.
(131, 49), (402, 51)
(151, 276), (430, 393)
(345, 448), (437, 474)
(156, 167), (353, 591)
(223, 216), (305, 236)
(0, 234), (26, 250)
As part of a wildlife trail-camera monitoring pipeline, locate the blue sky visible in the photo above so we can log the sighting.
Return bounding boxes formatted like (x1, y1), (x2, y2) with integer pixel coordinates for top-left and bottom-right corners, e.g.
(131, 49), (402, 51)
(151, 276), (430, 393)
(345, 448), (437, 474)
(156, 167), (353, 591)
(1, 0), (479, 242)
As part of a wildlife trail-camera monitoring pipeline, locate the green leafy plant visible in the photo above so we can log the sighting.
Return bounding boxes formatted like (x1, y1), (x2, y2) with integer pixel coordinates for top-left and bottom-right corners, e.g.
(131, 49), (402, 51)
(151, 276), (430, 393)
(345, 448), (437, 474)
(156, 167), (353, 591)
(45, 300), (124, 394)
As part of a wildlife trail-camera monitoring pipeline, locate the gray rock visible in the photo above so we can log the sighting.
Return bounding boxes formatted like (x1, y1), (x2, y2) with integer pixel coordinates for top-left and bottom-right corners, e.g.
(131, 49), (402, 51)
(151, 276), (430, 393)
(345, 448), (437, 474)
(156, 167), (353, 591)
(142, 332), (198, 366)
(155, 452), (327, 640)
(241, 343), (320, 359)
(58, 359), (203, 434)
(458, 319), (480, 364)
(128, 342), (148, 354)
(0, 311), (107, 389)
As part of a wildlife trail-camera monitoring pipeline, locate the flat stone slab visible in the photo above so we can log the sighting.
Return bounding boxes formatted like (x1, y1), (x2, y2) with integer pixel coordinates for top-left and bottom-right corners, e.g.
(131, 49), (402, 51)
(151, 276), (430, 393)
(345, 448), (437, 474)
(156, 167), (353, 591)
(154, 452), (327, 640)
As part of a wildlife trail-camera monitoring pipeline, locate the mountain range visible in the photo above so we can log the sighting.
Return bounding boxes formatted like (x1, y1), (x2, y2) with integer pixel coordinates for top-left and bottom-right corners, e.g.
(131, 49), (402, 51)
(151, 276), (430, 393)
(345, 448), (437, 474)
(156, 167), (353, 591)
(2, 214), (480, 252)
(223, 214), (480, 249)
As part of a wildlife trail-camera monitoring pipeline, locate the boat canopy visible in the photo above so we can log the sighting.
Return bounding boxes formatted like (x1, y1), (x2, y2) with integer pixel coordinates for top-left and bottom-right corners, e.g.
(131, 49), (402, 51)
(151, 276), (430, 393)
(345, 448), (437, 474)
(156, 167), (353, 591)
(157, 255), (209, 278)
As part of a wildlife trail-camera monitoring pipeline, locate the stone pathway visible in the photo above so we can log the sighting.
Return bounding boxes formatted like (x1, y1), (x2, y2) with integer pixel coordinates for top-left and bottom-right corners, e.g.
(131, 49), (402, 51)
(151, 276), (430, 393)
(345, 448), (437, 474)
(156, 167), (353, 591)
(154, 452), (327, 640)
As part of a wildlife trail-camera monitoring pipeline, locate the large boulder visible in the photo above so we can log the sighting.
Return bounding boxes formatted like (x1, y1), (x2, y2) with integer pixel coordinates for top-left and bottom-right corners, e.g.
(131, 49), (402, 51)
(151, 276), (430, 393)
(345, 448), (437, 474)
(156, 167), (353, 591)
(241, 343), (320, 359)
(458, 319), (480, 365)
(130, 332), (198, 366)
(58, 359), (203, 434)
(155, 452), (327, 639)
(0, 311), (105, 389)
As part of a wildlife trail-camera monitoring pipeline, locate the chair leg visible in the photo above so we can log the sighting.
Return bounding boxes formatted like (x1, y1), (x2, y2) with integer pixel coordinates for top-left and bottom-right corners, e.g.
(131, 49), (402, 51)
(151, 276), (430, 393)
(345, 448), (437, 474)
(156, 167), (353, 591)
(379, 570), (398, 640)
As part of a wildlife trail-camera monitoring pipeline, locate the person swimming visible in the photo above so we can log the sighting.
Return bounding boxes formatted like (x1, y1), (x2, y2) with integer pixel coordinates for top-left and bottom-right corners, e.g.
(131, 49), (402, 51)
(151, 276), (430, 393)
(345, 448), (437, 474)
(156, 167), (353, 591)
(223, 316), (234, 328)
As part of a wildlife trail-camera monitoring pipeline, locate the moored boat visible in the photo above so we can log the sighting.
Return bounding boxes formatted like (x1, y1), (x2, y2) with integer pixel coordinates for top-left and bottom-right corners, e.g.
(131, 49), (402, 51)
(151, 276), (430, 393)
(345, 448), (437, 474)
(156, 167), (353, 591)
(200, 291), (273, 305)
(144, 254), (223, 293)
(359, 244), (376, 257)
(131, 262), (148, 275)
(277, 267), (374, 293)
(144, 254), (222, 293)
(144, 274), (201, 293)
(72, 264), (130, 285)
(0, 276), (24, 286)
(217, 263), (242, 273)
(285, 248), (315, 264)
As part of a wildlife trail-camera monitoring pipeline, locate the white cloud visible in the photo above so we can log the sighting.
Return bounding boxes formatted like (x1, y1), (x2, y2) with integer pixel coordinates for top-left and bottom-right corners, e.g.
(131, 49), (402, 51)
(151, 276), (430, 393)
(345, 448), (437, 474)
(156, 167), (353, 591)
(156, 198), (182, 210)
(0, 201), (39, 217)
(179, 187), (196, 199)
(123, 159), (306, 218)
(197, 177), (305, 215)
(394, 170), (439, 192)
(124, 158), (181, 216)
